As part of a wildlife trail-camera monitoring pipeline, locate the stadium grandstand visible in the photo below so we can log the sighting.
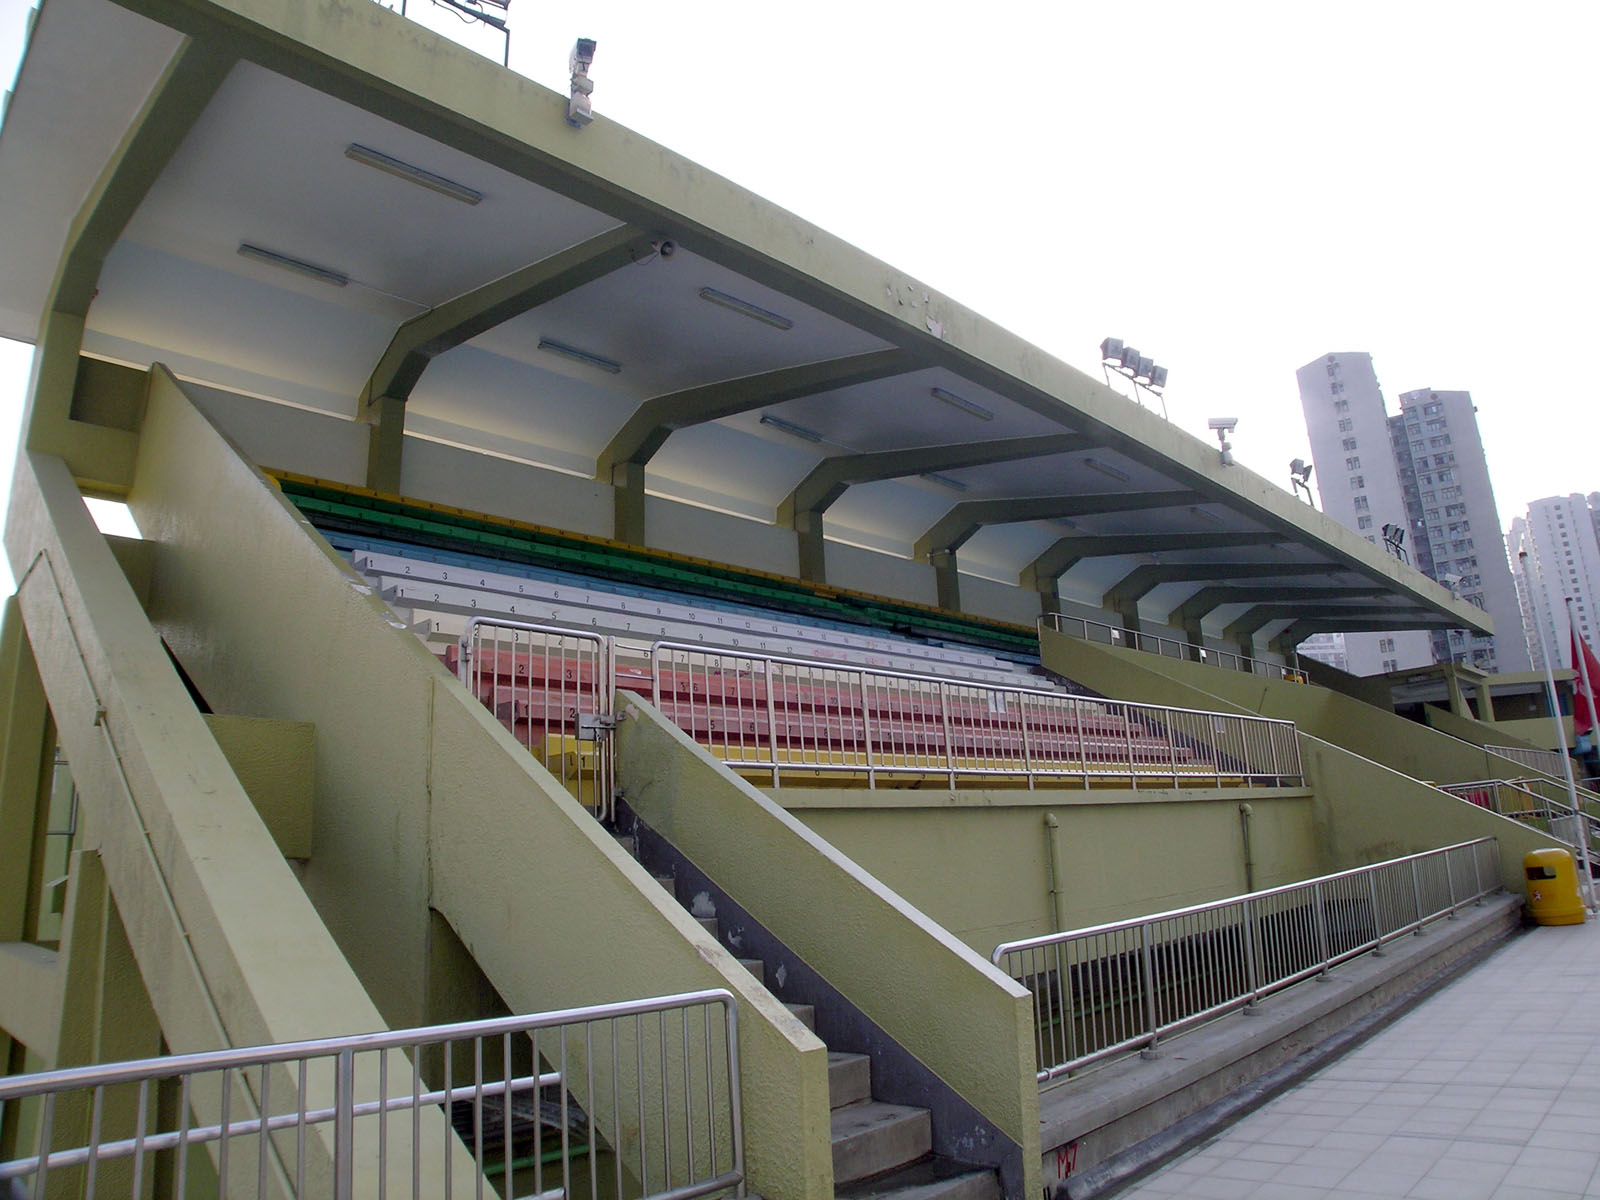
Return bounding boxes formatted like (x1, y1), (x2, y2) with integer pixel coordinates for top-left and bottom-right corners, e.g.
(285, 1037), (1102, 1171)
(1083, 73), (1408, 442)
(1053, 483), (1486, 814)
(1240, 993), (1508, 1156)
(0, 1), (1591, 1197)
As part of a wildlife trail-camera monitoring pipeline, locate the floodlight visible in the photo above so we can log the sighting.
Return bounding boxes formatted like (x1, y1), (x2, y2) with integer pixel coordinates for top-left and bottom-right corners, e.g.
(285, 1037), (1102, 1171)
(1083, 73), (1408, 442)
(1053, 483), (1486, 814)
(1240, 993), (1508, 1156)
(1147, 364), (1168, 390)
(1119, 346), (1141, 371)
(1207, 417), (1238, 432)
(1100, 336), (1124, 362)
(1290, 458), (1312, 481)
(1134, 356), (1154, 382)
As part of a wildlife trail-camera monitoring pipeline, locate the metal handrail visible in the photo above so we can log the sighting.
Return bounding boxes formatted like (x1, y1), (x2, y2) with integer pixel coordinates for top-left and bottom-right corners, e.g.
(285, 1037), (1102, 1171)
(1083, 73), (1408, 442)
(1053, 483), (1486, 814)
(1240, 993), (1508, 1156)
(459, 616), (617, 819)
(992, 838), (1499, 1085)
(1441, 777), (1600, 847)
(648, 640), (1303, 790)
(1039, 612), (1308, 683)
(1484, 744), (1568, 780)
(1, 989), (744, 1200)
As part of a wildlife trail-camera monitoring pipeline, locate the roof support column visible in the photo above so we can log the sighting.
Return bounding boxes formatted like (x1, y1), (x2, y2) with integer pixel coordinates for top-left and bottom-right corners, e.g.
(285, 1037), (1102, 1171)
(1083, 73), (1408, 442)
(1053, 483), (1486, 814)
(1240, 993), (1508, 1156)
(365, 394), (406, 495)
(613, 460), (647, 547)
(1113, 596), (1142, 634)
(1036, 577), (1062, 620)
(931, 550), (961, 612)
(796, 510), (826, 585)
(26, 41), (233, 493)
(1445, 666), (1471, 720)
(1476, 680), (1497, 723)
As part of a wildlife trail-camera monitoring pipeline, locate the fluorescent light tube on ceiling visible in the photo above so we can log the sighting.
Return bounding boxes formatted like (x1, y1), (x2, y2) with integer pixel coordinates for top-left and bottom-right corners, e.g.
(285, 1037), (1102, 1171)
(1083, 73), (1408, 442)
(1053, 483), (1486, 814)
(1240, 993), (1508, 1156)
(760, 414), (822, 443)
(537, 337), (621, 374)
(930, 386), (994, 421)
(237, 243), (348, 287)
(698, 287), (794, 331)
(345, 144), (484, 205)
(1083, 457), (1131, 483)
(922, 472), (969, 491)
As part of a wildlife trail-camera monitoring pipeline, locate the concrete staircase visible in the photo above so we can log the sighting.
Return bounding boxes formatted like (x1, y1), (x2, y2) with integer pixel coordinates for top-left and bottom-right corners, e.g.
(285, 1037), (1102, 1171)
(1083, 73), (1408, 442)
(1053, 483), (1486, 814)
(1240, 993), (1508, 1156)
(614, 834), (1000, 1200)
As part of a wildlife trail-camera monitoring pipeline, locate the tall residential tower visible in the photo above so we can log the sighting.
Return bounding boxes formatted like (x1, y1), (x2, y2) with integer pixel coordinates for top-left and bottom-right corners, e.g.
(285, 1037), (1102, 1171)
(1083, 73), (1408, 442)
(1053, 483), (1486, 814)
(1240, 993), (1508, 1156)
(1296, 357), (1527, 675)
(1296, 353), (1432, 675)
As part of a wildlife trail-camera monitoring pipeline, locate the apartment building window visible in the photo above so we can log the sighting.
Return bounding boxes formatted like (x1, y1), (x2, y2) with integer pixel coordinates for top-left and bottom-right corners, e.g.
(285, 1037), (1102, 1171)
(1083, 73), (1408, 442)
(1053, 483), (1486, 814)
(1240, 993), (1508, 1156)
(1330, 381), (1345, 394)
(1354, 495), (1370, 511)
(1327, 362), (1341, 377)
(1346, 457), (1361, 470)
(1334, 400), (1350, 413)
(1379, 638), (1395, 653)
(1338, 419), (1353, 432)
(1383, 658), (1398, 672)
(1438, 469), (1454, 483)
(1350, 475), (1365, 490)
(1422, 491), (1436, 503)
(1358, 515), (1374, 529)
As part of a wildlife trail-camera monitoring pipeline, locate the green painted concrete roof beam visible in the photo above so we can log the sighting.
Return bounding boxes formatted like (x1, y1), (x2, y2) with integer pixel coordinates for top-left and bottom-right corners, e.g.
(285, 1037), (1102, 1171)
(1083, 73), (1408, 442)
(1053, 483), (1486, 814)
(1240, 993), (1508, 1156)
(914, 491), (1204, 560)
(1168, 585), (1392, 628)
(596, 348), (919, 479)
(358, 224), (657, 411)
(1019, 531), (1288, 591)
(777, 433), (1095, 528)
(1102, 561), (1345, 608)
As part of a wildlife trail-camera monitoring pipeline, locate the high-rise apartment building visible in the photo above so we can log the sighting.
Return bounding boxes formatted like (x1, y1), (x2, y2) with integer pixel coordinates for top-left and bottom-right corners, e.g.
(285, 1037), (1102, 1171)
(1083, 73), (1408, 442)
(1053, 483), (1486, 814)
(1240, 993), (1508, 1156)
(1296, 356), (1528, 675)
(1296, 353), (1433, 675)
(1391, 389), (1529, 672)
(1514, 495), (1600, 670)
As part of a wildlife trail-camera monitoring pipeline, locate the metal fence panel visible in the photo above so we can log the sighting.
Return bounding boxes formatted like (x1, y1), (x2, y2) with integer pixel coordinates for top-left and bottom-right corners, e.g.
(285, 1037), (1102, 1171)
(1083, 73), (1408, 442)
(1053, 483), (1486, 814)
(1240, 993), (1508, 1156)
(0, 992), (743, 1200)
(649, 642), (1301, 791)
(993, 839), (1500, 1085)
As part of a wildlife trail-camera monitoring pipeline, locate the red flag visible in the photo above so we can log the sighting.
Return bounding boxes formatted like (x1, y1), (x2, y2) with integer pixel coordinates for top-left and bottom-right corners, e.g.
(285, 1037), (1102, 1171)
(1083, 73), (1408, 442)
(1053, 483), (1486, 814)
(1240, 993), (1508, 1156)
(1571, 625), (1600, 737)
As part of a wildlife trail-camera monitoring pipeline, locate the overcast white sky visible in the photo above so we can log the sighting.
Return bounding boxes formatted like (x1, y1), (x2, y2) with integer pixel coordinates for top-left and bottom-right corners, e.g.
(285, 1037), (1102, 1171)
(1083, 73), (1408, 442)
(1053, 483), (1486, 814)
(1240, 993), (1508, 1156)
(2, 0), (1597, 596)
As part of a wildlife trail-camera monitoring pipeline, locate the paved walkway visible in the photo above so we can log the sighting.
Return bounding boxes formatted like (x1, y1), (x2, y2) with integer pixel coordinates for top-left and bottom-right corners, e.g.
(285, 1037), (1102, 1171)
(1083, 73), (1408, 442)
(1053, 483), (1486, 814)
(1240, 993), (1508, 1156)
(1120, 918), (1600, 1200)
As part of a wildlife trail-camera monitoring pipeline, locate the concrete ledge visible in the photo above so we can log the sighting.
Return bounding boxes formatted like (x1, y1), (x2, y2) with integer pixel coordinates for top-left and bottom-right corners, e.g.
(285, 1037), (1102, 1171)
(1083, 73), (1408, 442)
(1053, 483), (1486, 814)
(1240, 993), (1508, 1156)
(0, 942), (61, 1057)
(1039, 892), (1523, 1199)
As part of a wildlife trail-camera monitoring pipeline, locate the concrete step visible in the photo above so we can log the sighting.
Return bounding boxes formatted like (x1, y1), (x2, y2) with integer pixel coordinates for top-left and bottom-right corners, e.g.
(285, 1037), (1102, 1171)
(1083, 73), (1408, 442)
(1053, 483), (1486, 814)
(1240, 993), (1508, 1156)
(828, 1052), (871, 1110)
(830, 1101), (932, 1186)
(738, 957), (765, 985)
(835, 1156), (1000, 1200)
(786, 1002), (816, 1032)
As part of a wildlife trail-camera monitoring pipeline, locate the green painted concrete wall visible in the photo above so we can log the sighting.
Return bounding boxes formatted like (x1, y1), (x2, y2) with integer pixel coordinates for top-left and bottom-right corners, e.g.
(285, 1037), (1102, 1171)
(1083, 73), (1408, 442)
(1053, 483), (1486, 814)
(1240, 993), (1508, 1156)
(775, 788), (1322, 951)
(1042, 631), (1552, 790)
(124, 369), (832, 1200)
(1039, 630), (1564, 892)
(614, 692), (1043, 1200)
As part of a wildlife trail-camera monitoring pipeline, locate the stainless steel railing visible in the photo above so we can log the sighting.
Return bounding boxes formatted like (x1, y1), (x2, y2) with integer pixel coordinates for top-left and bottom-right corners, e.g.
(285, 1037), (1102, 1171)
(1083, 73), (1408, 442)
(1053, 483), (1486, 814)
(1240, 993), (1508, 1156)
(1484, 744), (1569, 780)
(0, 989), (743, 1200)
(458, 617), (617, 820)
(1440, 777), (1600, 848)
(649, 641), (1302, 790)
(1040, 612), (1308, 683)
(992, 839), (1500, 1085)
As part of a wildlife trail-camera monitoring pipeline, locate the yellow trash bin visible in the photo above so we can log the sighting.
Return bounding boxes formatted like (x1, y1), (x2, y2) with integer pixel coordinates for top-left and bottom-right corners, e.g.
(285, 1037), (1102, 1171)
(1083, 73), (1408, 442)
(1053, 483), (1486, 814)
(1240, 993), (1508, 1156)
(1525, 849), (1586, 926)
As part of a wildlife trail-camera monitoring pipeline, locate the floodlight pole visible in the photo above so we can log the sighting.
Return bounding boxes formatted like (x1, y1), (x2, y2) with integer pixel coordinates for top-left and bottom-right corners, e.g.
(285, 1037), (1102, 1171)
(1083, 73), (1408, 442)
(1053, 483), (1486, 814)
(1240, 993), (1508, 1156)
(1524, 553), (1594, 909)
(1568, 596), (1598, 798)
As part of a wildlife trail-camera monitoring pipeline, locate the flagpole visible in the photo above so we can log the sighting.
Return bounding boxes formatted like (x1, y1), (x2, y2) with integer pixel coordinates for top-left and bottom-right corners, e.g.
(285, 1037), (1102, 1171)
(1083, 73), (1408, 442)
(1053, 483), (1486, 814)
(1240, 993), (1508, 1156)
(1568, 596), (1598, 794)
(1522, 553), (1594, 907)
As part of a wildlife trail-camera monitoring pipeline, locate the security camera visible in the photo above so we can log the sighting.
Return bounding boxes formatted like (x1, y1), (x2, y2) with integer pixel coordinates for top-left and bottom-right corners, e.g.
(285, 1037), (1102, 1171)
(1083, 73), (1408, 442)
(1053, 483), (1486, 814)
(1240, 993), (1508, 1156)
(654, 239), (676, 259)
(1207, 417), (1239, 432)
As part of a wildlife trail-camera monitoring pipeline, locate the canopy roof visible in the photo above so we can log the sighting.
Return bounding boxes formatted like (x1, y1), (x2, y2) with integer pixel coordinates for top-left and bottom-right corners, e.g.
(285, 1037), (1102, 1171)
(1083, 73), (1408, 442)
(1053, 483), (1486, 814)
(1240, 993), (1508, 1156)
(0, 0), (1492, 642)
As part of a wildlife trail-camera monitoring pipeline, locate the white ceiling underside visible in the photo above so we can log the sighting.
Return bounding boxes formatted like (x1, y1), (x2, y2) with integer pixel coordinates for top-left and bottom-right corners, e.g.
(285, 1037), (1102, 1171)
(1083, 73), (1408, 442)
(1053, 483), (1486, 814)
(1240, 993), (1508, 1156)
(0, 0), (1483, 634)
